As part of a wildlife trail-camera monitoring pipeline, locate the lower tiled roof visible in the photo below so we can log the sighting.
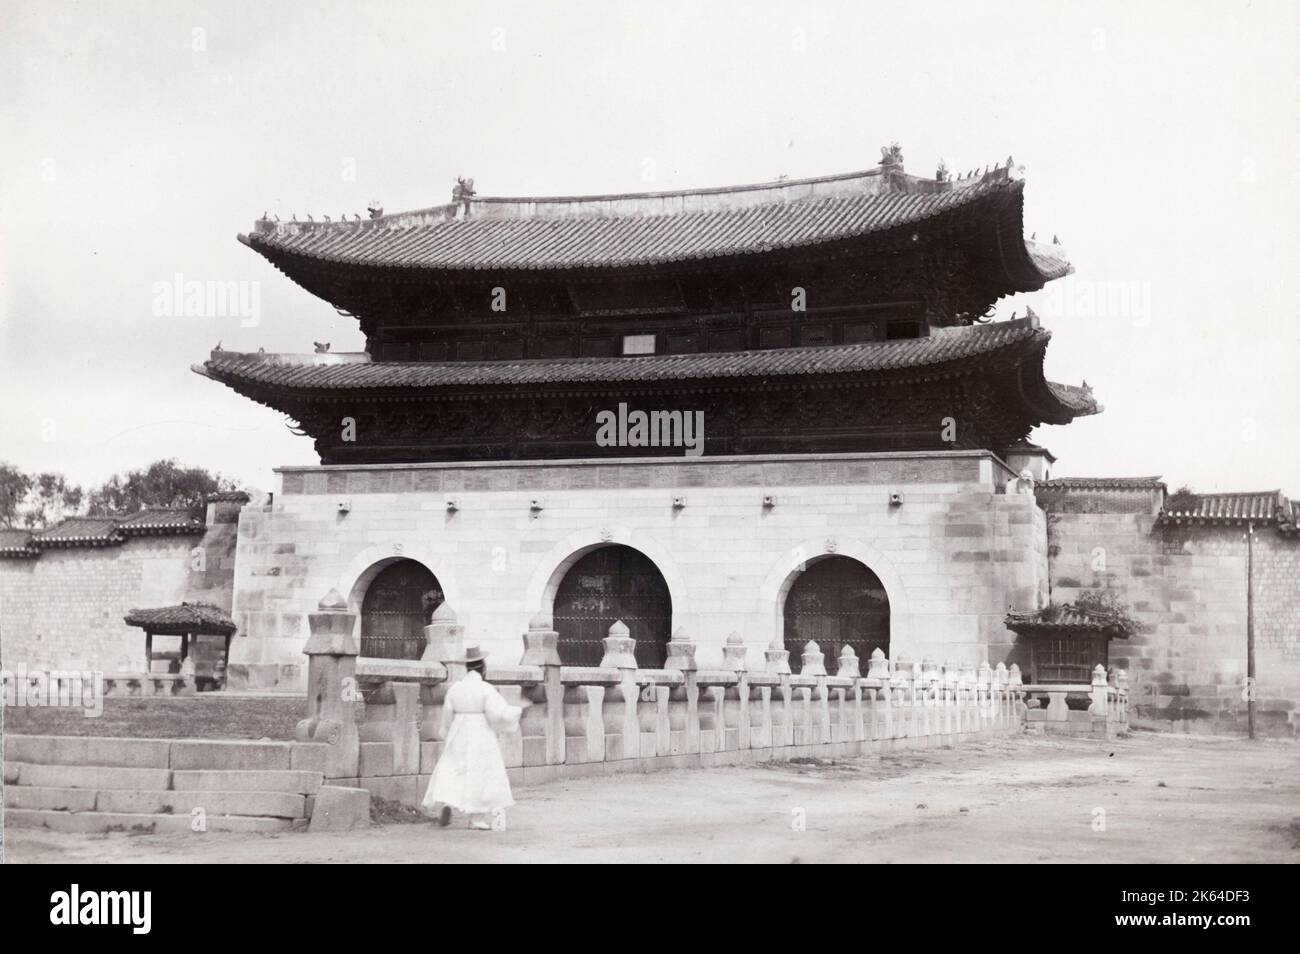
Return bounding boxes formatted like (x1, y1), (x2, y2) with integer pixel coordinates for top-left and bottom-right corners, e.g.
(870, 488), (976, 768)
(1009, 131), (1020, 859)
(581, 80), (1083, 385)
(196, 318), (1097, 417)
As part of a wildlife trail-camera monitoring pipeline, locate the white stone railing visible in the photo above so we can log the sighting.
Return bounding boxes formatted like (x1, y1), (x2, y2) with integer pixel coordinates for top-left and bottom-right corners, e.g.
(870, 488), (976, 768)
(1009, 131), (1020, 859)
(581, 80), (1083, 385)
(296, 590), (1057, 782)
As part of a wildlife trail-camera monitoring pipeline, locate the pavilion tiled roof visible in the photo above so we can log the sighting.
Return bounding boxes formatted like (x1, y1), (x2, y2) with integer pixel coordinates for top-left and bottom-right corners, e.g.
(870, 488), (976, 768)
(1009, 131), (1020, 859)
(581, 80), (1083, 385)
(123, 602), (236, 636)
(1006, 604), (1135, 637)
(241, 161), (1067, 283)
(196, 317), (1099, 419)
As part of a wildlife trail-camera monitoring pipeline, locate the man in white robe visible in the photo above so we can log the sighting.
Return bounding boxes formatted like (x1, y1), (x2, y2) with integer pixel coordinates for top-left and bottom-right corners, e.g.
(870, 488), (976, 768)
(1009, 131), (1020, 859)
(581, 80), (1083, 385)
(422, 646), (522, 830)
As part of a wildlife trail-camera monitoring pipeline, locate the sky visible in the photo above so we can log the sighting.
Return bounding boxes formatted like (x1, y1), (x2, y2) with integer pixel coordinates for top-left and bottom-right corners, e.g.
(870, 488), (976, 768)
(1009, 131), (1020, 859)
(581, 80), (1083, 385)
(1, 0), (1297, 495)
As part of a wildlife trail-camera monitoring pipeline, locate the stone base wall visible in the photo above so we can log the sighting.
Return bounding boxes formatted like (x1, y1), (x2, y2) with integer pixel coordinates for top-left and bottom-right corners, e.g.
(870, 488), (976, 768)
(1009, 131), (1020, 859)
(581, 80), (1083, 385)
(1045, 505), (1300, 737)
(228, 451), (1049, 690)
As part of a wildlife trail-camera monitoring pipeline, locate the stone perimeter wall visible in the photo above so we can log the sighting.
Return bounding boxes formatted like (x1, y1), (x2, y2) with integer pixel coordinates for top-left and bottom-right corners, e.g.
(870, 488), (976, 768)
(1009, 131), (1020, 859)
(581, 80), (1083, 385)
(1042, 487), (1300, 737)
(0, 501), (243, 672)
(228, 451), (1048, 690)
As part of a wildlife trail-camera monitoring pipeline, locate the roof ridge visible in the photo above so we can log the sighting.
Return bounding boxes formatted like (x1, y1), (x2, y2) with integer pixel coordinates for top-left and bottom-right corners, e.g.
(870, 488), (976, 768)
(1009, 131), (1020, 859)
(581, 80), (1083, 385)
(252, 158), (1025, 232)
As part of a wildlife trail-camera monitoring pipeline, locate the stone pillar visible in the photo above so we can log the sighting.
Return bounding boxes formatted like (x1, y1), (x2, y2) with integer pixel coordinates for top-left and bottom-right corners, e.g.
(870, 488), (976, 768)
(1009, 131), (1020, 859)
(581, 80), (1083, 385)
(765, 637), (791, 675)
(836, 646), (860, 678)
(390, 682), (421, 775)
(602, 620), (638, 761)
(665, 627), (699, 754)
(519, 610), (560, 667)
(1089, 664), (1109, 716)
(800, 640), (827, 677)
(423, 602), (463, 678)
(295, 589), (360, 780)
(722, 631), (748, 673)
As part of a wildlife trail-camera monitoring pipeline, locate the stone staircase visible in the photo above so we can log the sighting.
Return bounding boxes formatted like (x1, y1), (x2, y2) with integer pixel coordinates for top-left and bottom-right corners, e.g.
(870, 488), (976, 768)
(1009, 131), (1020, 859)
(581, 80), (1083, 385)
(2, 735), (359, 834)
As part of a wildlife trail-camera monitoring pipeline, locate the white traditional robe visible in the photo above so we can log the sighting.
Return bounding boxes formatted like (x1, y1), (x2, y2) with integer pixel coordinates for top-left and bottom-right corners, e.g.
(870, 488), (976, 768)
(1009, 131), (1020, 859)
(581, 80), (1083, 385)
(422, 671), (521, 815)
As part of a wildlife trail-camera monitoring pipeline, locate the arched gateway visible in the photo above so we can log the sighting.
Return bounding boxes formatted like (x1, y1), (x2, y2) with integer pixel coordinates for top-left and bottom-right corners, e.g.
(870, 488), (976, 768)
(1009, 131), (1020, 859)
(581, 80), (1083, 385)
(553, 545), (672, 668)
(359, 559), (444, 659)
(783, 556), (889, 672)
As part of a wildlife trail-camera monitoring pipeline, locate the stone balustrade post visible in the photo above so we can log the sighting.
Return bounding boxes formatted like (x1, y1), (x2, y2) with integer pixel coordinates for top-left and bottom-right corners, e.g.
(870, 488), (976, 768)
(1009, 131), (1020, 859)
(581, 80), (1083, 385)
(601, 620), (639, 761)
(423, 601), (462, 671)
(1089, 664), (1109, 716)
(1008, 663), (1027, 725)
(295, 589), (361, 780)
(722, 631), (748, 672)
(665, 626), (700, 754)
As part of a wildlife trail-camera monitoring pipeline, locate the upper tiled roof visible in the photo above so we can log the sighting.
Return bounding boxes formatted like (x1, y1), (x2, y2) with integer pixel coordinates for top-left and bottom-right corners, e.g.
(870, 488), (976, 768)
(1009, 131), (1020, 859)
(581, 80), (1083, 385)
(196, 318), (1098, 415)
(241, 159), (1067, 281)
(123, 602), (236, 636)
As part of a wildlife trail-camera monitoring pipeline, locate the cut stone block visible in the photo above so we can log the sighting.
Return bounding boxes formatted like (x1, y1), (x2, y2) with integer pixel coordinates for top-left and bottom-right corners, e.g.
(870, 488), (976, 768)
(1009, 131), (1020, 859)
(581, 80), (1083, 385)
(4, 785), (98, 812)
(13, 763), (172, 791)
(95, 789), (307, 819)
(170, 769), (323, 795)
(4, 735), (171, 768)
(308, 785), (370, 832)
(4, 808), (293, 834)
(169, 739), (294, 771)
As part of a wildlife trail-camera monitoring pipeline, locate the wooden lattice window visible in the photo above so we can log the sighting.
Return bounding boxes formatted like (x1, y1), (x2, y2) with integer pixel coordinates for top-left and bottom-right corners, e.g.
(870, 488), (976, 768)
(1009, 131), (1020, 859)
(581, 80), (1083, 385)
(1032, 635), (1108, 684)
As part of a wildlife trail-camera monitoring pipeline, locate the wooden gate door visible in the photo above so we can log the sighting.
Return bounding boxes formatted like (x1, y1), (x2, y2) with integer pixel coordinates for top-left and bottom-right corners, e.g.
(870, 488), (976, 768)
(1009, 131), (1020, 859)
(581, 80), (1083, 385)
(360, 560), (444, 659)
(553, 545), (672, 668)
(783, 556), (890, 673)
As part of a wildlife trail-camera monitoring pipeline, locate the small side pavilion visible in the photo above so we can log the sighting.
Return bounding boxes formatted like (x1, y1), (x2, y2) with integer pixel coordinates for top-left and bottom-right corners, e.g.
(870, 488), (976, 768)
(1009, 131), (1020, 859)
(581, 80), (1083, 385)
(124, 602), (237, 689)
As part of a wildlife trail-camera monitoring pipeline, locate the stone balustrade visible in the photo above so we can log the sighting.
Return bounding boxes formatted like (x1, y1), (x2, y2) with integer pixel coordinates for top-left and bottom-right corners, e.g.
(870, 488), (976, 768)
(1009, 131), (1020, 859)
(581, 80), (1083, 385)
(292, 591), (1097, 803)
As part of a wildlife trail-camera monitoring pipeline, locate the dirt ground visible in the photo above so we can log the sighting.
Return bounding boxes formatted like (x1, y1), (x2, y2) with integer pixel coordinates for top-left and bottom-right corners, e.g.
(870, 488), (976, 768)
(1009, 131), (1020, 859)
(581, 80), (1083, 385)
(6, 732), (1298, 864)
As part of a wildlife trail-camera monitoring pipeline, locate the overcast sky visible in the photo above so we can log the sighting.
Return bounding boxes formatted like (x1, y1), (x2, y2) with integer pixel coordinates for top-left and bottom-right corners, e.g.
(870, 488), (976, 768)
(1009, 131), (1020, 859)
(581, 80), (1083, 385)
(1, 0), (1296, 495)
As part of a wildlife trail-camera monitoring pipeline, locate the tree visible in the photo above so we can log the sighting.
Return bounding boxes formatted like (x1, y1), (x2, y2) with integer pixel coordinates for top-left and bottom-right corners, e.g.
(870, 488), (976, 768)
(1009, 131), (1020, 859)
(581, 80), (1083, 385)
(1165, 484), (1199, 513)
(87, 459), (238, 517)
(0, 464), (32, 529)
(0, 464), (83, 529)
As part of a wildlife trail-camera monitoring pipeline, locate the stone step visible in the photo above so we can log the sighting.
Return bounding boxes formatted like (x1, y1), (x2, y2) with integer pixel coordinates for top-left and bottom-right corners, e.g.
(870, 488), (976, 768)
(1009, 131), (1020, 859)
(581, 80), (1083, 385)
(10, 762), (173, 791)
(5, 808), (295, 834)
(4, 735), (171, 768)
(95, 789), (306, 819)
(4, 786), (98, 812)
(2, 735), (325, 774)
(171, 769), (323, 795)
(4, 786), (304, 818)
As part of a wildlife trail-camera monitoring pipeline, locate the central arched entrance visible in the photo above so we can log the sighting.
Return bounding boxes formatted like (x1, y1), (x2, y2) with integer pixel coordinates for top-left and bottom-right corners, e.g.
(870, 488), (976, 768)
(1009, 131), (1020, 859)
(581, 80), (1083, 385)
(783, 556), (889, 672)
(360, 559), (444, 659)
(553, 545), (672, 668)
